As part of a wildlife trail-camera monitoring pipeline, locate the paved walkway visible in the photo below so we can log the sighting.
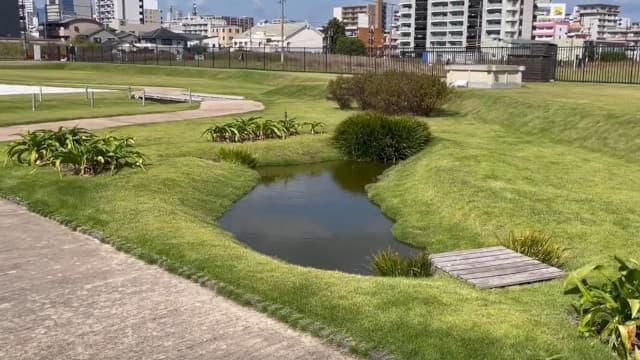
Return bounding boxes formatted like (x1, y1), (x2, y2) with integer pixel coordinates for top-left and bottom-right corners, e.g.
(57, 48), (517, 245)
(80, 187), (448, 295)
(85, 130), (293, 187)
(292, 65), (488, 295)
(0, 98), (264, 142)
(0, 200), (353, 360)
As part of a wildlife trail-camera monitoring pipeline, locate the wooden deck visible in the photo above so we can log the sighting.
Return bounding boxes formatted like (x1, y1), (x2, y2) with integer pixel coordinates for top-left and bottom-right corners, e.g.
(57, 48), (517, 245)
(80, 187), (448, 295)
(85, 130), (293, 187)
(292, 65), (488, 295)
(429, 246), (565, 289)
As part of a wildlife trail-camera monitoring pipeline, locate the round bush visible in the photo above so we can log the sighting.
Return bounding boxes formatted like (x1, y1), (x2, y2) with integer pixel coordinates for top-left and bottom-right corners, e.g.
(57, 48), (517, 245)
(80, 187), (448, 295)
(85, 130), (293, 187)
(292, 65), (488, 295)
(332, 113), (432, 163)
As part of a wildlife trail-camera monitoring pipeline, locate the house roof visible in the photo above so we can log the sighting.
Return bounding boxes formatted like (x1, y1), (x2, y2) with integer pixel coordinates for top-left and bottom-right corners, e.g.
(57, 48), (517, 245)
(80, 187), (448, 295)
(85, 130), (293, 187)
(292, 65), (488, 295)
(183, 33), (207, 41)
(238, 22), (317, 40)
(80, 28), (118, 39)
(140, 27), (188, 40)
(56, 18), (103, 27)
(115, 31), (137, 39)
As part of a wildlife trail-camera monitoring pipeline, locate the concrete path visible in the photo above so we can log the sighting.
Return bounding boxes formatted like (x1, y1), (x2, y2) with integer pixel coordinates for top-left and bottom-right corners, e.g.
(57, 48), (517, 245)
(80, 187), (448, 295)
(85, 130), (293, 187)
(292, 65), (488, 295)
(0, 200), (353, 360)
(0, 99), (264, 142)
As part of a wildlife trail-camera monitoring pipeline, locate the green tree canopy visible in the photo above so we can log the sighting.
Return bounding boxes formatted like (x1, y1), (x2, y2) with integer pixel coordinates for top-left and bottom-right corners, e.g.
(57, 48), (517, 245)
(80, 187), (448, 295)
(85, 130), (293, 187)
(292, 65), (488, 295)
(322, 18), (346, 54)
(335, 37), (367, 56)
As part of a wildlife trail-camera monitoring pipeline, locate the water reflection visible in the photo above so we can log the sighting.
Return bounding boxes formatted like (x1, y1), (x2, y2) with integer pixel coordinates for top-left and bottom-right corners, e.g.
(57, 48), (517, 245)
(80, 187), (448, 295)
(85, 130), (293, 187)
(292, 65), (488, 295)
(218, 161), (415, 274)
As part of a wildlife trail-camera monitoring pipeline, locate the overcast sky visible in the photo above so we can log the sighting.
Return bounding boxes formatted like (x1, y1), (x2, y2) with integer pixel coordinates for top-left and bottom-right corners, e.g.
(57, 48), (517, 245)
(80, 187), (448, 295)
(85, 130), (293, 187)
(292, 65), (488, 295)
(35, 1), (640, 26)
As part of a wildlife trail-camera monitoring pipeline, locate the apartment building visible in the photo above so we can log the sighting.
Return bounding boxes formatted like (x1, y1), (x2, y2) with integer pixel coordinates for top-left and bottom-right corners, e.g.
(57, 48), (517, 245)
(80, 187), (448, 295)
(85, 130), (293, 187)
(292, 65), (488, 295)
(573, 4), (620, 41)
(397, 0), (535, 48)
(482, 0), (534, 42)
(96, 0), (144, 25)
(163, 16), (244, 47)
(333, 4), (387, 38)
(46, 0), (92, 22)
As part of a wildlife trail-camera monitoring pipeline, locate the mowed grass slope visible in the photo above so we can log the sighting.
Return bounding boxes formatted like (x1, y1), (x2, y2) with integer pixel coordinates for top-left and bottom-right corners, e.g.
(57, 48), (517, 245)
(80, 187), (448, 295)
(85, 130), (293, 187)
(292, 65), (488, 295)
(1, 63), (636, 359)
(0, 91), (196, 126)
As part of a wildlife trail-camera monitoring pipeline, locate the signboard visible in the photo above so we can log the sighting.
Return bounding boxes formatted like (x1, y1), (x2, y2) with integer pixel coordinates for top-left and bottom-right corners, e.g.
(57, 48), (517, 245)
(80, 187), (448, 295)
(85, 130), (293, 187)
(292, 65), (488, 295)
(536, 3), (566, 22)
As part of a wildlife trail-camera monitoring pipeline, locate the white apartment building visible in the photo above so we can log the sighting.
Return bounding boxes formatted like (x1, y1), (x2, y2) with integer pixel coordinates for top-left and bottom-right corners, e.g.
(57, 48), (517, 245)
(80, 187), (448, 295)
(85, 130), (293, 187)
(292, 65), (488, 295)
(572, 3), (620, 40)
(481, 0), (534, 43)
(397, 0), (533, 48)
(96, 0), (144, 25)
(163, 16), (244, 47)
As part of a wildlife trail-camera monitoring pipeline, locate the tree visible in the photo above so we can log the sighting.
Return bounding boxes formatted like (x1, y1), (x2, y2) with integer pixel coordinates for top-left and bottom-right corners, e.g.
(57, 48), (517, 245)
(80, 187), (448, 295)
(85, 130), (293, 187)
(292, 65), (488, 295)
(322, 18), (346, 54)
(335, 37), (366, 56)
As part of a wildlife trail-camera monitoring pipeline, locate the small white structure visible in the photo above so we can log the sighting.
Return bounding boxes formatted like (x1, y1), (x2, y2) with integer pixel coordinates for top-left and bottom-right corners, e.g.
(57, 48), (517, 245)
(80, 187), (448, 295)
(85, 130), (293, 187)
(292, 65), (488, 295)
(446, 65), (526, 89)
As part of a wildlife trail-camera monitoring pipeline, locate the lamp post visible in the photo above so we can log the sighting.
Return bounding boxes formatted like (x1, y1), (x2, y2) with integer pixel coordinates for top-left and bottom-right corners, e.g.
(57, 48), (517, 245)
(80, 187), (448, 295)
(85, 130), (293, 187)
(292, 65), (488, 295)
(279, 0), (286, 64)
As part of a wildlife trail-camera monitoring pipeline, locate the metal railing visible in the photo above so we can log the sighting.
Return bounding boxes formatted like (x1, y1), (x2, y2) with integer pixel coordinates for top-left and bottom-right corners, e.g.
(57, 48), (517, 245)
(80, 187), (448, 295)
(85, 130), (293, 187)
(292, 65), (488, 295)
(6, 43), (640, 85)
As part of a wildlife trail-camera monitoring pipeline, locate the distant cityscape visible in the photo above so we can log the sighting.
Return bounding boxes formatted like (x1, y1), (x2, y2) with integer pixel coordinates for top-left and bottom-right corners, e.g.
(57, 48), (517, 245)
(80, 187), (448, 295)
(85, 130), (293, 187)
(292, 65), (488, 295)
(0, 0), (639, 50)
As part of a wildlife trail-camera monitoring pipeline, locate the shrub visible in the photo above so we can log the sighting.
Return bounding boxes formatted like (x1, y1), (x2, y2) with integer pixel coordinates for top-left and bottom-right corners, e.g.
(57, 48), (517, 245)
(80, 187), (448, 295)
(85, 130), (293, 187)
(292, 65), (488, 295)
(218, 147), (258, 168)
(5, 127), (145, 176)
(327, 76), (353, 109)
(372, 250), (432, 278)
(600, 51), (627, 62)
(203, 114), (323, 143)
(335, 37), (367, 56)
(499, 230), (568, 268)
(564, 257), (640, 359)
(332, 112), (432, 163)
(328, 71), (453, 116)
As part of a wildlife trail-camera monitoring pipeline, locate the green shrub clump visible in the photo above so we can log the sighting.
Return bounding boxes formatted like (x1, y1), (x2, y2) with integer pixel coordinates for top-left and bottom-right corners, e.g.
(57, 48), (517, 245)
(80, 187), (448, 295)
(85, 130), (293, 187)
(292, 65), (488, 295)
(203, 113), (324, 143)
(332, 112), (432, 163)
(372, 250), (432, 277)
(218, 147), (258, 168)
(499, 230), (568, 268)
(327, 76), (353, 110)
(326, 71), (453, 116)
(564, 257), (640, 359)
(6, 127), (145, 176)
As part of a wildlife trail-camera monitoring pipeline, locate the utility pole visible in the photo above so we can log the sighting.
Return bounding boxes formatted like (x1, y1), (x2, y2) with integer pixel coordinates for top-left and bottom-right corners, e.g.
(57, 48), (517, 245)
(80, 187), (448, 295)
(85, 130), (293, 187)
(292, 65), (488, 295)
(280, 0), (285, 64)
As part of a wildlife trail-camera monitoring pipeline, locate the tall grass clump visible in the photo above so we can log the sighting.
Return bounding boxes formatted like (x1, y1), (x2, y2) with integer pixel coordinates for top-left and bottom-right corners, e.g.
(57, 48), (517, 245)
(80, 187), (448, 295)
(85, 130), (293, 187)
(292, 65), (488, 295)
(327, 71), (453, 116)
(218, 147), (258, 168)
(372, 250), (432, 278)
(332, 112), (432, 163)
(499, 230), (568, 268)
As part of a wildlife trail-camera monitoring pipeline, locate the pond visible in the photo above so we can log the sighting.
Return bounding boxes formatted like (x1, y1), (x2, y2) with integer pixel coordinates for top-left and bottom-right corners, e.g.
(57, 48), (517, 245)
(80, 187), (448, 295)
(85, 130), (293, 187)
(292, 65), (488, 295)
(218, 161), (416, 274)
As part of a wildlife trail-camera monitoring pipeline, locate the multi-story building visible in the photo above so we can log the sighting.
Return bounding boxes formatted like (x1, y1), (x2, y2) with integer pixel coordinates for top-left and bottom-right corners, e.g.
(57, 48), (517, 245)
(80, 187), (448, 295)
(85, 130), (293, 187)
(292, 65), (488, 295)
(217, 16), (255, 32)
(572, 3), (619, 40)
(532, 20), (569, 41)
(333, 4), (387, 38)
(144, 9), (161, 24)
(0, 0), (20, 38)
(19, 0), (38, 35)
(605, 22), (640, 46)
(532, 2), (567, 42)
(398, 0), (535, 48)
(95, 0), (144, 25)
(46, 0), (92, 22)
(163, 16), (244, 47)
(481, 0), (534, 43)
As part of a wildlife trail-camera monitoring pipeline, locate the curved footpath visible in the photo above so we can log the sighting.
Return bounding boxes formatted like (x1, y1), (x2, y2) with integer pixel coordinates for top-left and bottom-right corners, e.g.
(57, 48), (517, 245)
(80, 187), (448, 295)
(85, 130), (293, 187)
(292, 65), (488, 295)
(0, 199), (353, 359)
(0, 98), (265, 142)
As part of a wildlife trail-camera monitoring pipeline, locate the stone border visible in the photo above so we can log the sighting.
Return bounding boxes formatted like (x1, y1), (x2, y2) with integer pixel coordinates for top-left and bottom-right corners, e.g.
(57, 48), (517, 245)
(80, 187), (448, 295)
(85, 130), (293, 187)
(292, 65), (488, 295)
(0, 192), (394, 360)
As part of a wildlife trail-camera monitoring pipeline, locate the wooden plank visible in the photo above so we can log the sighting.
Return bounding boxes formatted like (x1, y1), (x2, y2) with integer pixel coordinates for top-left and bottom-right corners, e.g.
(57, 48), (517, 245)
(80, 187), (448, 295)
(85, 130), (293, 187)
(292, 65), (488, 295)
(430, 246), (566, 289)
(462, 263), (551, 280)
(433, 252), (523, 267)
(448, 259), (542, 274)
(429, 249), (515, 262)
(471, 268), (565, 289)
(429, 246), (506, 259)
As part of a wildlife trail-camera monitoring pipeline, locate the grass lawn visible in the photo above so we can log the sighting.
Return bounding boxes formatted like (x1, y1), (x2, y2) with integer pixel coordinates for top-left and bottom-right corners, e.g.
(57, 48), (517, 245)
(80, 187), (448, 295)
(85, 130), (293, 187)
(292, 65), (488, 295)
(2, 63), (637, 359)
(0, 91), (196, 127)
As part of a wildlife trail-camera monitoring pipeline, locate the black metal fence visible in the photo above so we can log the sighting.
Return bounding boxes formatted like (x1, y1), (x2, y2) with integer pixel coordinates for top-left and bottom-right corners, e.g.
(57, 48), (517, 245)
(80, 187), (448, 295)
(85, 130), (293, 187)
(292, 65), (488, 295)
(13, 44), (640, 85)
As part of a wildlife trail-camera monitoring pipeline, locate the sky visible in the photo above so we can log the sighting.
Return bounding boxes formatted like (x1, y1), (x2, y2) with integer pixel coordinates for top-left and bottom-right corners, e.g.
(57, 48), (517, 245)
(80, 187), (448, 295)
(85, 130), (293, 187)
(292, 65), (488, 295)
(34, 1), (640, 26)
(160, 0), (640, 25)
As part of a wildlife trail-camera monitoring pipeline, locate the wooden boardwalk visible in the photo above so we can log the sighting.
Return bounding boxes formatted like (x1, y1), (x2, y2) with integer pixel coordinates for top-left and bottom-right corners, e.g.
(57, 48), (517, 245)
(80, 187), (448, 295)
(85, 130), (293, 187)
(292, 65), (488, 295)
(429, 247), (565, 289)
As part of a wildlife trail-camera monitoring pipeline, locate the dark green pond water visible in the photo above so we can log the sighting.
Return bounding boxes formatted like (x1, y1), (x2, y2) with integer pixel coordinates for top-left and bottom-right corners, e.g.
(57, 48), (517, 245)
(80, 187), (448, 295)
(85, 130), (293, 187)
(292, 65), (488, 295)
(218, 161), (415, 274)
